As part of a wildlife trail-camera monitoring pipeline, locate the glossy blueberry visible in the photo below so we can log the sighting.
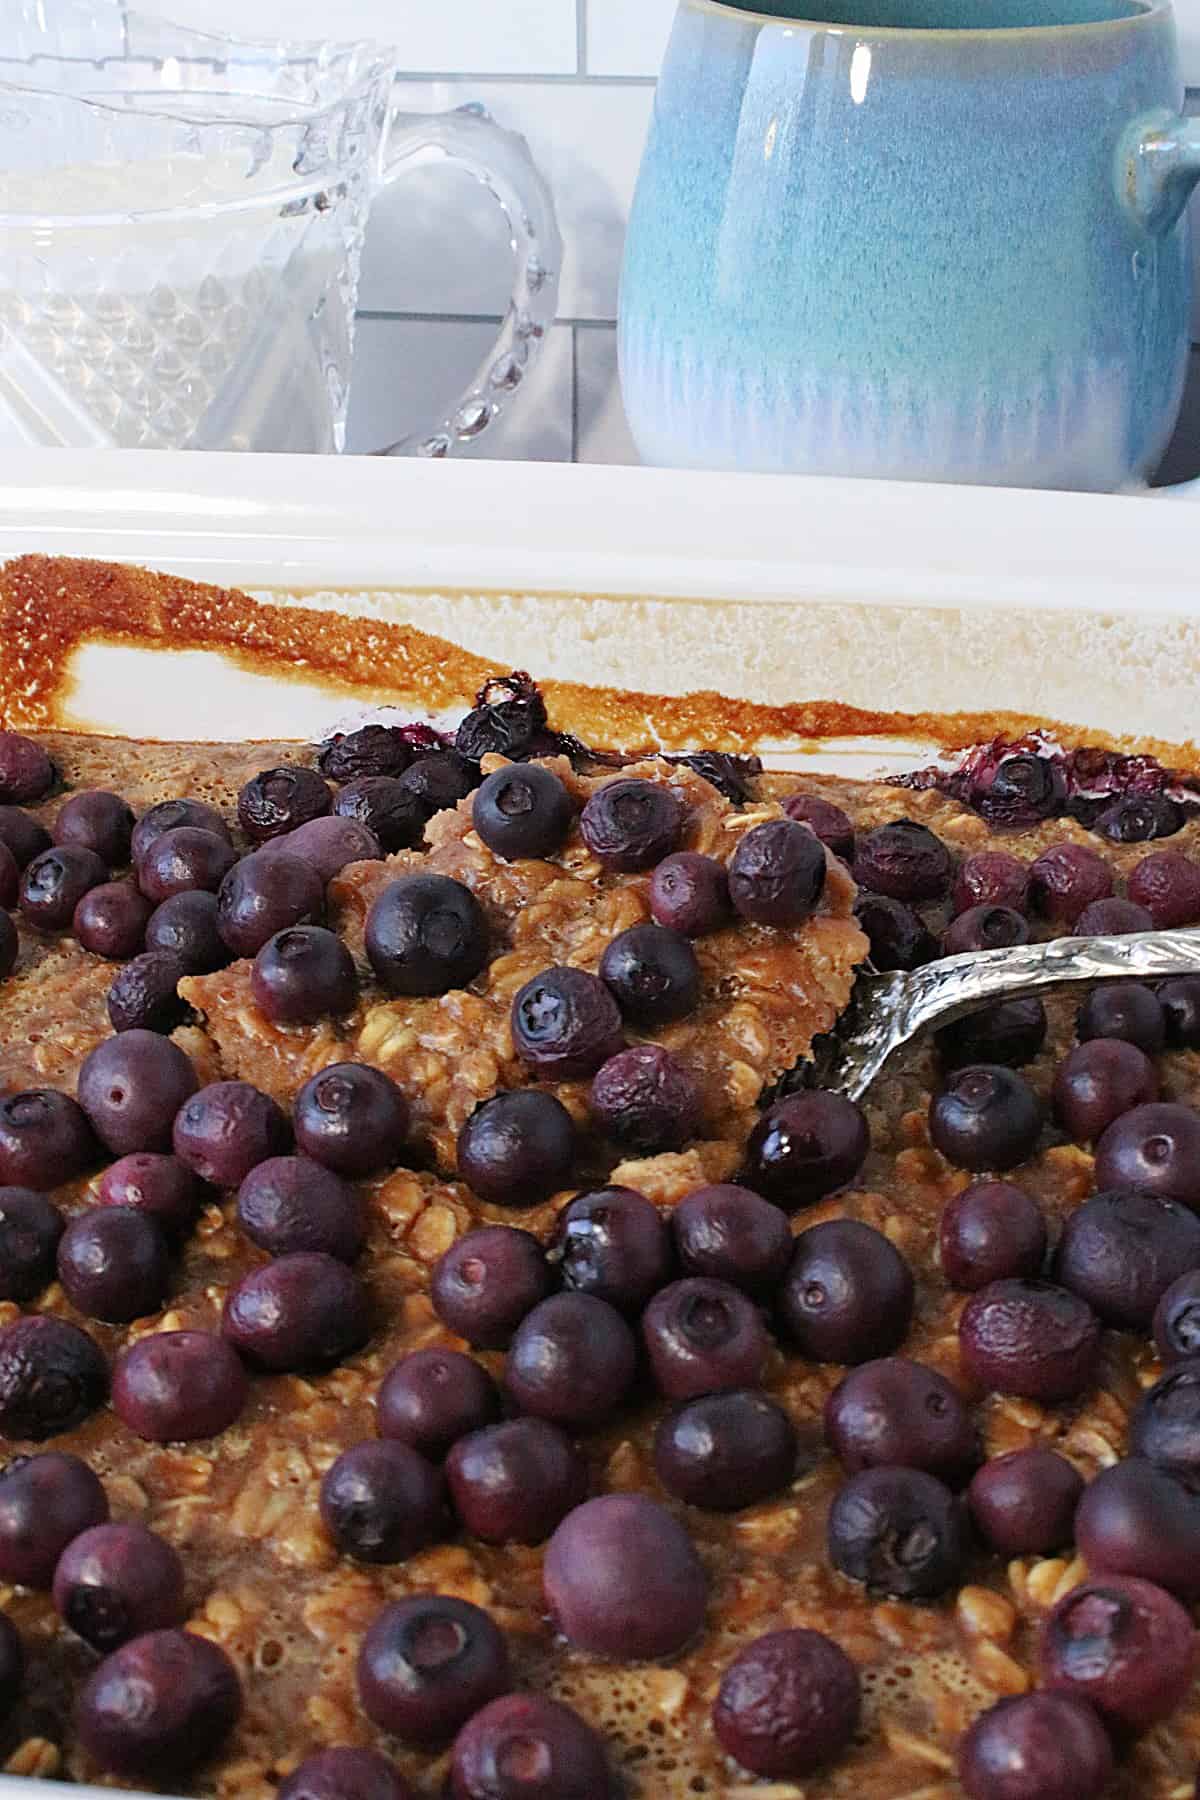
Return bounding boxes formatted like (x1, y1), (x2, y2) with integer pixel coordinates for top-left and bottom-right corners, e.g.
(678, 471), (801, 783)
(579, 777), (683, 872)
(57, 1207), (170, 1323)
(1129, 1363), (1200, 1479)
(966, 1448), (1084, 1557)
(398, 750), (479, 816)
(222, 1252), (369, 1372)
(1094, 1102), (1200, 1208)
(57, 791), (132, 863)
(939, 1180), (1047, 1290)
(357, 1595), (510, 1746)
(936, 999), (1048, 1070)
(1093, 792), (1183, 843)
(0, 1188), (63, 1301)
(783, 792), (856, 860)
(1160, 974), (1200, 1047)
(20, 845), (106, 931)
(1075, 1458), (1200, 1600)
(294, 1063), (408, 1178)
(1154, 1269), (1200, 1362)
(648, 851), (732, 937)
(641, 1277), (769, 1399)
(75, 1629), (242, 1779)
(131, 800), (230, 865)
(957, 1693), (1114, 1800)
(112, 1330), (246, 1442)
(279, 1749), (413, 1800)
(1053, 1039), (1159, 1143)
(457, 1089), (574, 1207)
(455, 675), (546, 763)
(744, 1091), (869, 1211)
(378, 1350), (500, 1460)
(319, 1440), (444, 1564)
(589, 1044), (701, 1153)
(0, 1087), (97, 1188)
(0, 1452), (108, 1586)
(672, 1183), (791, 1297)
(942, 905), (1029, 957)
(96, 1154), (202, 1238)
(431, 1227), (551, 1349)
(728, 818), (827, 926)
(238, 764), (331, 842)
(144, 890), (229, 974)
(1073, 897), (1154, 936)
(951, 851), (1030, 916)
(334, 777), (426, 854)
(1129, 849), (1200, 926)
(217, 852), (325, 959)
(0, 734), (54, 804)
(319, 724), (420, 781)
(959, 1280), (1100, 1402)
(544, 1493), (707, 1660)
(0, 911), (15, 981)
(825, 1357), (978, 1485)
(929, 1065), (1042, 1172)
(1040, 1574), (1195, 1731)
(0, 1614), (21, 1722)
(136, 828), (237, 903)
(446, 1418), (586, 1545)
(251, 926), (357, 1026)
(853, 819), (951, 903)
(1077, 980), (1165, 1054)
(173, 1080), (290, 1187)
(854, 893), (938, 972)
(78, 1029), (198, 1155)
(655, 1390), (796, 1511)
(1028, 842), (1113, 924)
(0, 1317), (107, 1440)
(263, 815), (382, 882)
(778, 1220), (914, 1364)
(828, 1465), (965, 1598)
(54, 1522), (185, 1650)
(236, 1155), (365, 1262)
(713, 1628), (860, 1779)
(106, 950), (189, 1034)
(555, 1186), (673, 1314)
(0, 807), (50, 870)
(598, 922), (700, 1026)
(472, 763), (573, 862)
(449, 1694), (610, 1800)
(73, 881), (152, 960)
(507, 1293), (636, 1428)
(1053, 1190), (1200, 1330)
(511, 965), (623, 1080)
(365, 873), (489, 998)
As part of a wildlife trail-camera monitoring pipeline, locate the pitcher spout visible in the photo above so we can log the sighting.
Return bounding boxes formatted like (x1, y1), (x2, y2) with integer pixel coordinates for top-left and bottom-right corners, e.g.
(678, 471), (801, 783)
(1121, 107), (1200, 236)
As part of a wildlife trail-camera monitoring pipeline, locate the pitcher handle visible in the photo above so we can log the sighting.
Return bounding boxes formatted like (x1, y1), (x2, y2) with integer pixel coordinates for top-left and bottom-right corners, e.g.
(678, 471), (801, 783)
(370, 99), (562, 458)
(1119, 106), (1200, 238)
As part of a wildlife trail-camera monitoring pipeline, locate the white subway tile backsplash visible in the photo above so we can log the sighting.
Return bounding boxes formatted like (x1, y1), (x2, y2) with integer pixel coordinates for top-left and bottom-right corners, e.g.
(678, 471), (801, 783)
(576, 326), (640, 464)
(585, 0), (677, 78)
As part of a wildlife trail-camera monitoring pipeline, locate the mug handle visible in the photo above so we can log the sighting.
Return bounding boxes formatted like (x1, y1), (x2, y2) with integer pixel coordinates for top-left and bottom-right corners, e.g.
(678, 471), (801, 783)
(369, 99), (562, 457)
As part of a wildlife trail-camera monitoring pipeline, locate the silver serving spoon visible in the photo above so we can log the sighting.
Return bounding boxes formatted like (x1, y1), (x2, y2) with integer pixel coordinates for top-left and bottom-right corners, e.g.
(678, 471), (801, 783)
(802, 929), (1200, 1102)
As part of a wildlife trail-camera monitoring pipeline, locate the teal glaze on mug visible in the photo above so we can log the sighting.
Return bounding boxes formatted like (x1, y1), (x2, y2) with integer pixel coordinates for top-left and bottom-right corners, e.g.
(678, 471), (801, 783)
(618, 0), (1200, 489)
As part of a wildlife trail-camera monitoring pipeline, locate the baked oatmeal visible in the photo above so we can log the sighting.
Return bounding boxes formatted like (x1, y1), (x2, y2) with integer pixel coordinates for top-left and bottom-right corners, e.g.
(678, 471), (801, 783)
(0, 561), (1199, 1800)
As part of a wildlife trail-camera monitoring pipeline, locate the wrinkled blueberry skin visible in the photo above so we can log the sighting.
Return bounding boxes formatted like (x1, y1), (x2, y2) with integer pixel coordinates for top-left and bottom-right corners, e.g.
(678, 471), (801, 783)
(713, 1628), (861, 1779)
(0, 1316), (109, 1440)
(827, 1466), (965, 1599)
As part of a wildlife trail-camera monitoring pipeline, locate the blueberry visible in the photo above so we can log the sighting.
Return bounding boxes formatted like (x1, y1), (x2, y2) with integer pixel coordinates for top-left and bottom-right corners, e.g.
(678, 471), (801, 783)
(825, 1357), (978, 1485)
(929, 1065), (1042, 1171)
(959, 1279), (1100, 1402)
(131, 800), (230, 865)
(599, 922), (700, 1025)
(319, 1440), (445, 1564)
(937, 999), (1048, 1070)
(1075, 1458), (1200, 1600)
(0, 911), (13, 982)
(942, 905), (1029, 956)
(1077, 981), (1165, 1053)
(555, 1186), (673, 1314)
(511, 965), (624, 1079)
(449, 1694), (610, 1800)
(457, 1090), (574, 1206)
(431, 1227), (551, 1349)
(957, 1693), (1114, 1800)
(333, 778), (425, 854)
(54, 1522), (185, 1650)
(319, 724), (419, 781)
(365, 874), (489, 997)
(1073, 897), (1154, 936)
(1160, 974), (1200, 1048)
(939, 1180), (1047, 1290)
(0, 1188), (64, 1301)
(672, 751), (763, 803)
(398, 751), (479, 816)
(744, 1091), (869, 1211)
(1028, 843), (1113, 924)
(1093, 793), (1183, 843)
(828, 1466), (965, 1598)
(107, 950), (190, 1034)
(265, 815), (382, 882)
(20, 845), (106, 931)
(853, 893), (938, 971)
(173, 1080), (291, 1186)
(1129, 849), (1200, 926)
(57, 1207), (170, 1323)
(672, 1183), (791, 1297)
(1129, 1363), (1200, 1478)
(74, 881), (152, 959)
(543, 1493), (707, 1659)
(78, 1029), (198, 1155)
(641, 1277), (769, 1399)
(357, 1595), (510, 1746)
(279, 1750), (413, 1800)
(853, 820), (952, 903)
(0, 1614), (21, 1722)
(236, 1155), (365, 1261)
(75, 1629), (241, 1778)
(507, 1293), (636, 1428)
(967, 1448), (1083, 1556)
(1053, 1189), (1200, 1330)
(472, 763), (573, 861)
(0, 734), (53, 804)
(1053, 1039), (1159, 1142)
(713, 1629), (860, 1778)
(655, 1390), (796, 1511)
(783, 793), (856, 860)
(0, 840), (17, 910)
(0, 1317), (107, 1440)
(96, 1154), (202, 1238)
(294, 1063), (408, 1178)
(0, 808), (49, 871)
(0, 1452), (108, 1586)
(779, 1219), (914, 1364)
(589, 1044), (701, 1152)
(378, 1350), (500, 1460)
(1155, 1269), (1200, 1362)
(217, 853), (325, 959)
(144, 890), (229, 974)
(579, 777), (683, 872)
(251, 925), (358, 1025)
(1040, 1574), (1195, 1731)
(649, 852), (732, 937)
(952, 851), (1030, 916)
(446, 1418), (586, 1545)
(223, 1252), (369, 1372)
(728, 819), (827, 926)
(0, 1088), (97, 1189)
(112, 1330), (247, 1442)
(456, 676), (547, 763)
(136, 828), (237, 903)
(1094, 1102), (1200, 1208)
(238, 764), (331, 842)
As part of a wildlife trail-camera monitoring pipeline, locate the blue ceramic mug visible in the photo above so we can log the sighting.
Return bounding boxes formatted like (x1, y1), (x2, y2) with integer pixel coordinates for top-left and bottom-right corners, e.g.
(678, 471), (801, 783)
(619, 0), (1200, 489)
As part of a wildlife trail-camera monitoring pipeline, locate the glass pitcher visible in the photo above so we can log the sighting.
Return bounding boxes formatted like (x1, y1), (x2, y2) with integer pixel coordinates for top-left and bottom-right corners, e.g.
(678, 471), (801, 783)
(0, 5), (561, 454)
